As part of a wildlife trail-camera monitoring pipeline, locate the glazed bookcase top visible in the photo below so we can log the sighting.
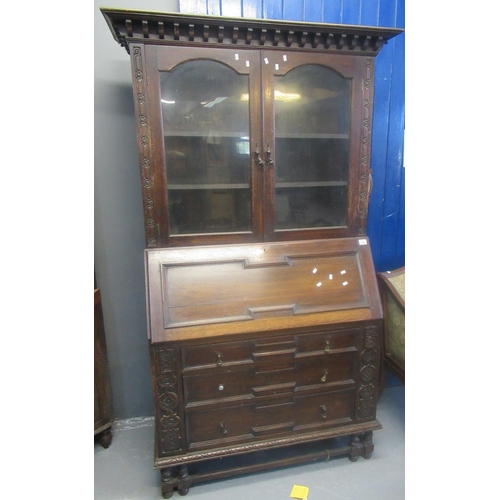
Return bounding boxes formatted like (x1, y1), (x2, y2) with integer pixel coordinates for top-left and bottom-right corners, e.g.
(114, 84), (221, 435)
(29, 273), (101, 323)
(100, 8), (403, 55)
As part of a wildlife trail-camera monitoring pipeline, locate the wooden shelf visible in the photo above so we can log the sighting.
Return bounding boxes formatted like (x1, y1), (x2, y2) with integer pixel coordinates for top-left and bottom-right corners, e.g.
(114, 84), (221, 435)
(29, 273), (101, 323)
(169, 181), (346, 190)
(276, 181), (347, 188)
(276, 133), (349, 139)
(164, 131), (248, 138)
(169, 183), (249, 190)
(164, 132), (348, 140)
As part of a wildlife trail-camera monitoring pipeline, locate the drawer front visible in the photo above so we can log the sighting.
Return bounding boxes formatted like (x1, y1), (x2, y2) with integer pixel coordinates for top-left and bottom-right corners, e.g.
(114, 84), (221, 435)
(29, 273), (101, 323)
(293, 390), (355, 430)
(295, 328), (362, 358)
(182, 328), (361, 371)
(187, 404), (254, 448)
(294, 353), (356, 390)
(184, 352), (357, 406)
(186, 389), (355, 450)
(184, 365), (296, 406)
(182, 341), (253, 371)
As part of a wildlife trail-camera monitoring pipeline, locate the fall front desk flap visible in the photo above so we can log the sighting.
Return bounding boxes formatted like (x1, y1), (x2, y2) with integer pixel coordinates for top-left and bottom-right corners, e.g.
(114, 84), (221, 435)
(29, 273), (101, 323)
(145, 238), (382, 343)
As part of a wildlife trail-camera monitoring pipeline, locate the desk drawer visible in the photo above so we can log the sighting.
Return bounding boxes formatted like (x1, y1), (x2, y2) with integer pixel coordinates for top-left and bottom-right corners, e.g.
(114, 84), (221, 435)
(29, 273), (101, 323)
(186, 388), (355, 450)
(295, 329), (361, 358)
(184, 351), (357, 406)
(182, 328), (361, 372)
(182, 341), (253, 371)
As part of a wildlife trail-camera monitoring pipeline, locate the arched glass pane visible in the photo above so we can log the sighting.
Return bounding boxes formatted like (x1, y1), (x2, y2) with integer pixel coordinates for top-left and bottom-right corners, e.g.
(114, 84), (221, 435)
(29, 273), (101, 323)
(160, 60), (251, 235)
(274, 65), (351, 230)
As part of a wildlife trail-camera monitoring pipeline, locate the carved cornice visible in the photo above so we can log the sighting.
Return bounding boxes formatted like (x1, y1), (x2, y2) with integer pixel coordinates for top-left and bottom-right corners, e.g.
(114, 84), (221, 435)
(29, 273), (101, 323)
(101, 8), (403, 55)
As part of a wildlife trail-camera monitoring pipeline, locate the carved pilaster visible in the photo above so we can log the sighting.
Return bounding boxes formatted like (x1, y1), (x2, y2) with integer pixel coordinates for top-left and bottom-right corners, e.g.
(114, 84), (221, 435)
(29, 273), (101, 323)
(357, 58), (373, 236)
(132, 45), (158, 248)
(153, 347), (182, 455)
(357, 326), (380, 419)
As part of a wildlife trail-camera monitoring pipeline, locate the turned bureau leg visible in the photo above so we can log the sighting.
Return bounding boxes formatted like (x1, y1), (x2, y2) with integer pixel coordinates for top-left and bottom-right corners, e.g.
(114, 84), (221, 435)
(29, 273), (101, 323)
(98, 429), (112, 449)
(361, 430), (374, 459)
(161, 468), (174, 499)
(348, 434), (363, 462)
(178, 465), (190, 496)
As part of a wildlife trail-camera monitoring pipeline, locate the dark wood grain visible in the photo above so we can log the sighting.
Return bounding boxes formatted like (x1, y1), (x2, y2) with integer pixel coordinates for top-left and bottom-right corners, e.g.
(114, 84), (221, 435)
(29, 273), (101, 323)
(146, 238), (381, 343)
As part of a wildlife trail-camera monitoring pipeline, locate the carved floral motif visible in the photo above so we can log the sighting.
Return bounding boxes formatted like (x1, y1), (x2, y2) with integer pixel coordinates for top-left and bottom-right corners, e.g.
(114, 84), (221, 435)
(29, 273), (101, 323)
(357, 326), (380, 419)
(133, 45), (158, 247)
(357, 58), (373, 236)
(153, 347), (182, 455)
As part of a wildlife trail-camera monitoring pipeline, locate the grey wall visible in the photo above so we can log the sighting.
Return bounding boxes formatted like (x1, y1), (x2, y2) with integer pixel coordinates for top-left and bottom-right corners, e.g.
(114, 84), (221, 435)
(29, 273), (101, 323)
(94, 0), (179, 419)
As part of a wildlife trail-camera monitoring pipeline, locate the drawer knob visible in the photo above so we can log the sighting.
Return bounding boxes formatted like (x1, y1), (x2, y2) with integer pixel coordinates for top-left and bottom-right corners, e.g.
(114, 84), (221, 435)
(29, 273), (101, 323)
(218, 384), (224, 391)
(216, 353), (223, 366)
(320, 405), (327, 419)
(321, 369), (328, 382)
(219, 421), (228, 435)
(324, 341), (330, 352)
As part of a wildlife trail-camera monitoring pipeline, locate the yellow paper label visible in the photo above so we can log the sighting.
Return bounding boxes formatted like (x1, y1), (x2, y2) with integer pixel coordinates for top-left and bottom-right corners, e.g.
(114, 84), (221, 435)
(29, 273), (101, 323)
(290, 485), (309, 499)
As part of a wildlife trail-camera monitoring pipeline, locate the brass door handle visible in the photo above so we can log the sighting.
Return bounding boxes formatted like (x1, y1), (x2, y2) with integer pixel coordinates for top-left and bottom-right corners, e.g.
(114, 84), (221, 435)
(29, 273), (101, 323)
(216, 353), (223, 366)
(321, 370), (328, 383)
(265, 144), (274, 165)
(254, 144), (264, 167)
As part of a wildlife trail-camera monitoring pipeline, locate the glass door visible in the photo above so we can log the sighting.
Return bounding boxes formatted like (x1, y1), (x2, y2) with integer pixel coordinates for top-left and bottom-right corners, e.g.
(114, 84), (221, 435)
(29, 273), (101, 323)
(153, 47), (263, 245)
(262, 52), (358, 241)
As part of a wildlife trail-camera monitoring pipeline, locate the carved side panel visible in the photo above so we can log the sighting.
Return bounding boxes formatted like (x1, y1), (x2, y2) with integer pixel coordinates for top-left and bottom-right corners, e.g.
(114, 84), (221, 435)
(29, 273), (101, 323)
(356, 325), (380, 420)
(131, 44), (158, 248)
(357, 58), (373, 236)
(151, 347), (183, 455)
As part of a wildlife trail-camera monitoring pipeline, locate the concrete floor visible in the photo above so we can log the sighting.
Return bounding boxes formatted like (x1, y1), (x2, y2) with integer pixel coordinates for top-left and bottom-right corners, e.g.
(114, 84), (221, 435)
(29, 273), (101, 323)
(95, 383), (404, 500)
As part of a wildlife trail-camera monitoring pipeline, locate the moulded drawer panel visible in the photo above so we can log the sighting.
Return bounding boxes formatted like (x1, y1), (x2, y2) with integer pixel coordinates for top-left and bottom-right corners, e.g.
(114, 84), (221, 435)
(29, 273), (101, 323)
(184, 367), (299, 405)
(293, 390), (355, 430)
(184, 352), (356, 406)
(182, 341), (253, 371)
(293, 353), (356, 389)
(295, 329), (362, 358)
(184, 369), (256, 405)
(187, 404), (254, 449)
(186, 388), (356, 449)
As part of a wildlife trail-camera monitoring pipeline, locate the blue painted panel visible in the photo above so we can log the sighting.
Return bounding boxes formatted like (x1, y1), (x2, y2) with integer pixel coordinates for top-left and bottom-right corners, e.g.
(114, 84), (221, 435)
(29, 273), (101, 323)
(393, 0), (405, 269)
(304, 0), (323, 22)
(379, 40), (404, 272)
(263, 0), (283, 19)
(283, 0), (304, 21)
(322, 0), (342, 23)
(368, 42), (393, 269)
(378, 0), (397, 27)
(243, 0), (263, 18)
(395, 158), (405, 269)
(341, 0), (361, 25)
(360, 0), (380, 26)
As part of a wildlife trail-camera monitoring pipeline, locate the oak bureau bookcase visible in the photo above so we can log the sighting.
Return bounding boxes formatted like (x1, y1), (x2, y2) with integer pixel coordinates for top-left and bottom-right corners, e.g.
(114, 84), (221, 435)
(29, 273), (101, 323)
(101, 8), (402, 497)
